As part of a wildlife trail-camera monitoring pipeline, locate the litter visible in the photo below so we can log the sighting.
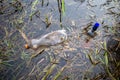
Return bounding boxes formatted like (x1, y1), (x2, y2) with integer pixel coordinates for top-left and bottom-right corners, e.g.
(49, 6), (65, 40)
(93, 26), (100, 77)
(87, 22), (100, 37)
(25, 30), (67, 50)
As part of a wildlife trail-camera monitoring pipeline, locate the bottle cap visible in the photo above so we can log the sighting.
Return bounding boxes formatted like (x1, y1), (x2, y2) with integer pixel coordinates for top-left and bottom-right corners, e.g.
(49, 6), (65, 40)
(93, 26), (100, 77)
(24, 44), (30, 49)
(91, 22), (100, 32)
(94, 22), (100, 27)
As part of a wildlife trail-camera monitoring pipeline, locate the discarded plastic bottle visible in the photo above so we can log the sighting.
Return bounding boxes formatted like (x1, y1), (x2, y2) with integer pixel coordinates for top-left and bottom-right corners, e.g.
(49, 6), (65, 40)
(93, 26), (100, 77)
(25, 30), (67, 50)
(87, 22), (100, 37)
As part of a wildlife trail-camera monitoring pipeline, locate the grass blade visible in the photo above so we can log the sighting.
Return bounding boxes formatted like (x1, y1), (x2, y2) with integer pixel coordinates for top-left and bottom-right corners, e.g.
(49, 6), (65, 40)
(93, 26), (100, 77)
(62, 0), (65, 15)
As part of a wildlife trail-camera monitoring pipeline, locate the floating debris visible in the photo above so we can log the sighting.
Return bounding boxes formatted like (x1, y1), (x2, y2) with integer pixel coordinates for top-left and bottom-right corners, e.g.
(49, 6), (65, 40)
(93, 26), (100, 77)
(87, 22), (100, 37)
(25, 30), (67, 50)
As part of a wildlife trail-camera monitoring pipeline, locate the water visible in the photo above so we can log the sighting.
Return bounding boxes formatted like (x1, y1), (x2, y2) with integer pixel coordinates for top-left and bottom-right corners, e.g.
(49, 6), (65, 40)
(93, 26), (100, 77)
(0, 0), (120, 80)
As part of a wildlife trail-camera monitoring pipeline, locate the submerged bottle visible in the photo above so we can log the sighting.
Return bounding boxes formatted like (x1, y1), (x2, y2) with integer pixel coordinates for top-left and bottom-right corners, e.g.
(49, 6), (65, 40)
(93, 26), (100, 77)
(87, 22), (100, 37)
(25, 30), (67, 50)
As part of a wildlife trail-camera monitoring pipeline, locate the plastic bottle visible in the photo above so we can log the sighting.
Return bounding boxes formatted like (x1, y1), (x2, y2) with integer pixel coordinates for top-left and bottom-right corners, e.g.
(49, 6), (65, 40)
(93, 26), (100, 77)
(25, 30), (67, 50)
(87, 22), (100, 37)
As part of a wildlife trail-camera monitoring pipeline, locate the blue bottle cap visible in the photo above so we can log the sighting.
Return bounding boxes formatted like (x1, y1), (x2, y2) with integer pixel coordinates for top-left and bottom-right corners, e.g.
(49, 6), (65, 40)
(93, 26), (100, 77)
(92, 22), (100, 32)
(94, 22), (100, 27)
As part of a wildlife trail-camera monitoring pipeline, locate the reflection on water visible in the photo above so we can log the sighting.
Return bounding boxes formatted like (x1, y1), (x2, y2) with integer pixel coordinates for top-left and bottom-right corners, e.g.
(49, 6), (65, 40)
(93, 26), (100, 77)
(0, 0), (120, 80)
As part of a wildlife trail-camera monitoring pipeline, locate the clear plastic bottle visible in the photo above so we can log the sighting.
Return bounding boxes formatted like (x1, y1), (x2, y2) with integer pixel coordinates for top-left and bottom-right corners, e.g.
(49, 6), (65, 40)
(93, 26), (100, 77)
(25, 30), (67, 50)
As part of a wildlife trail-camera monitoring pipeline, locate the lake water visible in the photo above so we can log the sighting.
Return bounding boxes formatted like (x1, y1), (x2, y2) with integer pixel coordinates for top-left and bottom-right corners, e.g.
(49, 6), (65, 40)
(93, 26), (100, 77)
(0, 0), (119, 80)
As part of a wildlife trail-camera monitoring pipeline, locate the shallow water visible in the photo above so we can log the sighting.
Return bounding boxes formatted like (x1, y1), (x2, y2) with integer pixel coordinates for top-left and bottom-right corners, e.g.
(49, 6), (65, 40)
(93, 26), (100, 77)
(0, 0), (120, 80)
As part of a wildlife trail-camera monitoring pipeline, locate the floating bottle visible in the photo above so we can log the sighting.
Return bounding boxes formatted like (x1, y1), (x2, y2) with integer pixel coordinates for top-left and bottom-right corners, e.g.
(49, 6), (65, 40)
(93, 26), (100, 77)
(87, 22), (100, 37)
(25, 30), (67, 50)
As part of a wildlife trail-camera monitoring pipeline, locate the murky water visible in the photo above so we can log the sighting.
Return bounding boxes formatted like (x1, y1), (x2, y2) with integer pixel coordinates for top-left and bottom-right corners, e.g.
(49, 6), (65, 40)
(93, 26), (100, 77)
(0, 0), (120, 80)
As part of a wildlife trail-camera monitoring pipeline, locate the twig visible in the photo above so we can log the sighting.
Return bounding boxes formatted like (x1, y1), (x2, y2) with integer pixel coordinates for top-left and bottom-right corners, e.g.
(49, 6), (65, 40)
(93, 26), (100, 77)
(17, 28), (30, 43)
